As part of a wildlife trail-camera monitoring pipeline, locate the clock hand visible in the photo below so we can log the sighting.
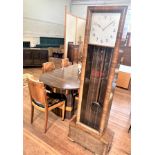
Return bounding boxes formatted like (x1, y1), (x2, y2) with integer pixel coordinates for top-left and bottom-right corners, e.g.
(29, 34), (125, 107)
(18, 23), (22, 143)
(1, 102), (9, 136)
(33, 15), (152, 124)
(94, 22), (101, 28)
(101, 21), (115, 32)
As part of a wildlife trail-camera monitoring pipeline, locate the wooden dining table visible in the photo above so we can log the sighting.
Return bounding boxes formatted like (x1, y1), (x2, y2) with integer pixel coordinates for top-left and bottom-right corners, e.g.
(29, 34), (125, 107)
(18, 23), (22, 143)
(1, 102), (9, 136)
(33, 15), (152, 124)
(39, 64), (81, 118)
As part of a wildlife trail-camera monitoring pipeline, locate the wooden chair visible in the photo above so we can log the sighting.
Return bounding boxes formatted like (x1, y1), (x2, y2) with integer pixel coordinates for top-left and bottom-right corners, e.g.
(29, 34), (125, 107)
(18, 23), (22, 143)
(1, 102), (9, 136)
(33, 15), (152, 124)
(61, 58), (72, 68)
(42, 62), (55, 73)
(28, 78), (66, 133)
(42, 62), (56, 92)
(23, 73), (33, 87)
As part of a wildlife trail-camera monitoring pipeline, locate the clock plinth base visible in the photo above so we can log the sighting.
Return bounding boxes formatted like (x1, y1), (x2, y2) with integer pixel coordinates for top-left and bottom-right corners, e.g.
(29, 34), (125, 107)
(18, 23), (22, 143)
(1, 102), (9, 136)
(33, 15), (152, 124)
(68, 116), (114, 155)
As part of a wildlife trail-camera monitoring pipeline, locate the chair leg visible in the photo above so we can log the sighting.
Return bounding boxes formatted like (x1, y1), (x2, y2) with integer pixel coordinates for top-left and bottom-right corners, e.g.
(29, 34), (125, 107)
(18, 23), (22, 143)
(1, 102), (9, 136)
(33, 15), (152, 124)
(44, 110), (48, 133)
(62, 103), (65, 121)
(31, 105), (34, 124)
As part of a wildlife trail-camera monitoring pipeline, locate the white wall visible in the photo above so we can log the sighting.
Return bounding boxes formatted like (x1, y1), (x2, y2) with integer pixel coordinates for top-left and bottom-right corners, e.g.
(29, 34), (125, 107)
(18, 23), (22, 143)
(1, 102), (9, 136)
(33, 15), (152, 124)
(23, 0), (71, 47)
(71, 0), (131, 40)
(65, 13), (76, 57)
(64, 13), (86, 57)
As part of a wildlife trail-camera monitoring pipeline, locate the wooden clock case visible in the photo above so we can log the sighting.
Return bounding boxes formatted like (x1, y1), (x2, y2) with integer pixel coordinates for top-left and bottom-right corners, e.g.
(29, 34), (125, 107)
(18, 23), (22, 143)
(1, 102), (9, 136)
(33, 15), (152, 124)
(68, 6), (127, 155)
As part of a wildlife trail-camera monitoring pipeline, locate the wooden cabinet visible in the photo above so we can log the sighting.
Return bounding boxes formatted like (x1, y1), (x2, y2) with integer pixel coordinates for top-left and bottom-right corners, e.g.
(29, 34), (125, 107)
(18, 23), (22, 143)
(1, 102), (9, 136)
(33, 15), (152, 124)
(72, 45), (80, 63)
(121, 46), (131, 66)
(116, 65), (131, 89)
(120, 32), (131, 66)
(23, 50), (33, 66)
(67, 43), (80, 64)
(23, 48), (48, 67)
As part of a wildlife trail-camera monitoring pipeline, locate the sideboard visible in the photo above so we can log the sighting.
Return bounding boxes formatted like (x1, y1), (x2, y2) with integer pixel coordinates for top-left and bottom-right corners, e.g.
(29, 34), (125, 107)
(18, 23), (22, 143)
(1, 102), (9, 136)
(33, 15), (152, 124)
(23, 48), (48, 67)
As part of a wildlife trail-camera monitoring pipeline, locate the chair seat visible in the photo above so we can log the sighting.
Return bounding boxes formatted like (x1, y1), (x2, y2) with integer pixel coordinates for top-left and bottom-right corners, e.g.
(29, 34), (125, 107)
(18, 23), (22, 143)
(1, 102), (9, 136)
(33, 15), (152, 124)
(32, 92), (66, 108)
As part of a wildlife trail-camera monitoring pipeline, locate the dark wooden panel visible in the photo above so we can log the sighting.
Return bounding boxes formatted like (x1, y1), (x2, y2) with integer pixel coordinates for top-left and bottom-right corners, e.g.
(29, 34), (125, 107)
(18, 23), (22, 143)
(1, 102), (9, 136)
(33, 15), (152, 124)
(121, 46), (131, 66)
(67, 42), (74, 62)
(23, 48), (48, 67)
(33, 50), (41, 65)
(23, 50), (33, 66)
(80, 45), (113, 130)
(40, 50), (48, 64)
(67, 43), (80, 64)
(72, 45), (80, 64)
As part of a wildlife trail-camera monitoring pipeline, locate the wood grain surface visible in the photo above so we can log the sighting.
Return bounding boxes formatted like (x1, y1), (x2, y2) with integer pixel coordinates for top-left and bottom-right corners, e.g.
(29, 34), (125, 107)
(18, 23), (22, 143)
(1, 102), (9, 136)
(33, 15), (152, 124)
(39, 64), (80, 90)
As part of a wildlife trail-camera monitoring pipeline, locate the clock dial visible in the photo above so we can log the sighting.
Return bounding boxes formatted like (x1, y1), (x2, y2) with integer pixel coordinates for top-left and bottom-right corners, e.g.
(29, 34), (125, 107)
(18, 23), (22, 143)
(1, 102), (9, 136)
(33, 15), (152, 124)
(89, 13), (121, 47)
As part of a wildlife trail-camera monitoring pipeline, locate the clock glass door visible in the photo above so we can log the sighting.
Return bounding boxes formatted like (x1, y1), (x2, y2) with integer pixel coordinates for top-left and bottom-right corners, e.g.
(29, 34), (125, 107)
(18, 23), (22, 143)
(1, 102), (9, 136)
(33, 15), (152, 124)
(80, 45), (114, 130)
(89, 13), (121, 47)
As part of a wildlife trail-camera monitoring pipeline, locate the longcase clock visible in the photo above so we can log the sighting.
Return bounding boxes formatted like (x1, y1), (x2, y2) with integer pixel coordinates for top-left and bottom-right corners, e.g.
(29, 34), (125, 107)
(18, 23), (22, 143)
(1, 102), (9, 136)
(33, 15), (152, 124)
(68, 6), (127, 155)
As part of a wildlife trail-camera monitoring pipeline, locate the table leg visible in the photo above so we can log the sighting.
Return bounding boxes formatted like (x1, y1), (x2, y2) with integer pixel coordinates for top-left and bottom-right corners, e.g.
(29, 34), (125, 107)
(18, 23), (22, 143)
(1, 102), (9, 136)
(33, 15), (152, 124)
(52, 89), (75, 119)
(64, 90), (74, 119)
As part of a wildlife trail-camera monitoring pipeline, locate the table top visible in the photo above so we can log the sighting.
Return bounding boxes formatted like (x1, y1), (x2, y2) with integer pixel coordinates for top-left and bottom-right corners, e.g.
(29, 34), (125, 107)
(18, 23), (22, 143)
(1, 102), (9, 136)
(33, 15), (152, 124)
(39, 64), (80, 90)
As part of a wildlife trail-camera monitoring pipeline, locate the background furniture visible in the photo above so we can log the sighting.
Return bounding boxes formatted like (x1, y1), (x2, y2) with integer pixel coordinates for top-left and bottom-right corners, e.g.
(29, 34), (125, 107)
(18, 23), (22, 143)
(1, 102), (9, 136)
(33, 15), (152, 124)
(48, 57), (62, 69)
(36, 37), (64, 48)
(42, 62), (55, 73)
(121, 46), (131, 66)
(23, 41), (30, 48)
(124, 32), (131, 47)
(61, 58), (72, 68)
(67, 42), (74, 62)
(52, 52), (64, 58)
(48, 47), (64, 60)
(23, 48), (48, 67)
(120, 32), (131, 66)
(48, 47), (60, 58)
(116, 65), (131, 89)
(67, 43), (80, 64)
(39, 64), (80, 118)
(28, 77), (66, 133)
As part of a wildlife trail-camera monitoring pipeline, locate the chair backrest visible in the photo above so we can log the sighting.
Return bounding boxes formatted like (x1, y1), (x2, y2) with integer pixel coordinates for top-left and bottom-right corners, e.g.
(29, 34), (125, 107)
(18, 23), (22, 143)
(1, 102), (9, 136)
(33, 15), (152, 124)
(28, 78), (47, 106)
(61, 58), (71, 67)
(42, 62), (55, 73)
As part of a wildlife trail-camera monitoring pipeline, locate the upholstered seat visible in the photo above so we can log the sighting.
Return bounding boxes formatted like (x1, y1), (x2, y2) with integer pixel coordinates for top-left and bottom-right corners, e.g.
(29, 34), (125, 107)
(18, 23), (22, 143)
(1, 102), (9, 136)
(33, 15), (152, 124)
(32, 92), (66, 108)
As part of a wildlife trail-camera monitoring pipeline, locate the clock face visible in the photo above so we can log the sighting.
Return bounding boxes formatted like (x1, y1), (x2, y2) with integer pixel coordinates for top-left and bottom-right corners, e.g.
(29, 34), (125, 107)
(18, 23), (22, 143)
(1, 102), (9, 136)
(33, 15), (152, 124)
(89, 13), (121, 47)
